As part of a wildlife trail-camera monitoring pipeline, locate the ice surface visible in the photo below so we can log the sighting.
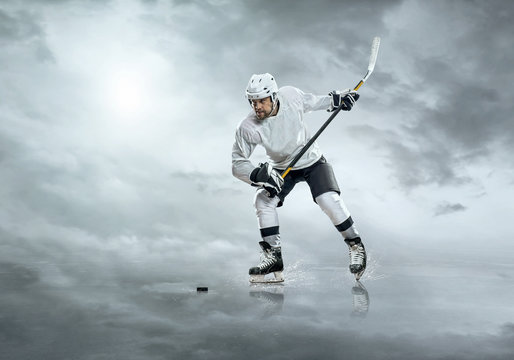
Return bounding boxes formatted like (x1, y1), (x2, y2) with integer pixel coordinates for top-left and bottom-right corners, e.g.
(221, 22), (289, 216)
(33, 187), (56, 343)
(1, 252), (514, 359)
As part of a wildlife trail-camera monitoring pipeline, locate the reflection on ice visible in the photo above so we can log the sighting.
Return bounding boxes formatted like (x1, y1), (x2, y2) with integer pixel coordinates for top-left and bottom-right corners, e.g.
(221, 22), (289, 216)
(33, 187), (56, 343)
(249, 284), (284, 318)
(247, 268), (371, 320)
(351, 281), (370, 317)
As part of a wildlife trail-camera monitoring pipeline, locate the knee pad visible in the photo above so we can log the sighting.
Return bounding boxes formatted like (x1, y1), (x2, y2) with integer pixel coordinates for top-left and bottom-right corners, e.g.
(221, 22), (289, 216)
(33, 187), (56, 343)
(254, 188), (280, 209)
(253, 188), (281, 228)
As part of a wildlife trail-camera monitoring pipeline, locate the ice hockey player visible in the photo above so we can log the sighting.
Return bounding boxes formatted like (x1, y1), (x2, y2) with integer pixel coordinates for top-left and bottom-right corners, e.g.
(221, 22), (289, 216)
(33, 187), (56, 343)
(232, 73), (366, 283)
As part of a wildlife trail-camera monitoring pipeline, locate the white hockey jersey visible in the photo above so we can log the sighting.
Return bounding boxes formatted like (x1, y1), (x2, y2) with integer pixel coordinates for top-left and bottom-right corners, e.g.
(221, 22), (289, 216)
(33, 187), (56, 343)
(232, 86), (332, 184)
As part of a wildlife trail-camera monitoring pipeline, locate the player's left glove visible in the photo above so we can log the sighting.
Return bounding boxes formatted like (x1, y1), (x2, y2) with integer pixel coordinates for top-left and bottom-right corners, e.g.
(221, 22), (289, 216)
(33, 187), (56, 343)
(328, 89), (360, 112)
(250, 162), (284, 197)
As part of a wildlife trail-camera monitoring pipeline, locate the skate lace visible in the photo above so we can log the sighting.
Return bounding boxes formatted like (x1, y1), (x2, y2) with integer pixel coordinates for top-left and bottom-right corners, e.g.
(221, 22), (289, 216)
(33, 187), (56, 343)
(258, 252), (277, 270)
(349, 245), (365, 265)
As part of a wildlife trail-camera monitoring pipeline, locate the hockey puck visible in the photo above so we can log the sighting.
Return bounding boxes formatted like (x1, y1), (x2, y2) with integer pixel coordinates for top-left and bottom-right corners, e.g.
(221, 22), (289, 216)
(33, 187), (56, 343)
(196, 287), (208, 292)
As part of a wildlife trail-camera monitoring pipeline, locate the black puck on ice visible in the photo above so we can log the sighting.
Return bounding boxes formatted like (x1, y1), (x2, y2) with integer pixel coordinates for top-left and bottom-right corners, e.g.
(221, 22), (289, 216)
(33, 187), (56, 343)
(197, 287), (208, 292)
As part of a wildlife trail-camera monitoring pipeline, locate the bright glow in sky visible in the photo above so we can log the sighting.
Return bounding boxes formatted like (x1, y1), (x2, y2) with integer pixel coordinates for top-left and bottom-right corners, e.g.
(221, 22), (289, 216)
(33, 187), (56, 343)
(108, 68), (148, 116)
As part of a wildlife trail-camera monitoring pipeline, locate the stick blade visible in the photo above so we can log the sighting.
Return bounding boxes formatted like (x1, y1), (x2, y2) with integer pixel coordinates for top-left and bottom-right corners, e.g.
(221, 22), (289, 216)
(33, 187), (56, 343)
(367, 36), (381, 72)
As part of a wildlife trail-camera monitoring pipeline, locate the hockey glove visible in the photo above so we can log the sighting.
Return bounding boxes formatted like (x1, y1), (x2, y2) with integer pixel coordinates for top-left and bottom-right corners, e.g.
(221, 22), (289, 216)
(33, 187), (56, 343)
(250, 162), (284, 197)
(328, 89), (360, 112)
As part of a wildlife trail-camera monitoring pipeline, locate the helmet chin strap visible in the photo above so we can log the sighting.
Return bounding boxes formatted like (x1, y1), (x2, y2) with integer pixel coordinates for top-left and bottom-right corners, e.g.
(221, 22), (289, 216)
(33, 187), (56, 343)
(264, 94), (279, 119)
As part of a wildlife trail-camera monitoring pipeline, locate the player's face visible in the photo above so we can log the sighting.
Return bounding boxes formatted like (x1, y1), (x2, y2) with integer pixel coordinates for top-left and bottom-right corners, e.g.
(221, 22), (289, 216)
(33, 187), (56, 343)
(251, 97), (273, 119)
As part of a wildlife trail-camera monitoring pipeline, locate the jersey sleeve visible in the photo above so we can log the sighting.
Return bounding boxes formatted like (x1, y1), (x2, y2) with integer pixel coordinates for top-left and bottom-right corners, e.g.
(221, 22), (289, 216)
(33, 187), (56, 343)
(232, 125), (259, 185)
(299, 88), (331, 113)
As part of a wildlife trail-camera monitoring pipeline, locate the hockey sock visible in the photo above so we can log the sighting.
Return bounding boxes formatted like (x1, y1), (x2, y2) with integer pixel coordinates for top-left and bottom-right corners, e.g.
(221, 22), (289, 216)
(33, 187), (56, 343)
(260, 226), (281, 248)
(336, 216), (360, 240)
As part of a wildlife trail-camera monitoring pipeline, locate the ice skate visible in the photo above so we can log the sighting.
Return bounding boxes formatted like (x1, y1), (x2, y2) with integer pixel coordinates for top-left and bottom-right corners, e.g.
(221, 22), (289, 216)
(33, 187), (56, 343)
(344, 237), (366, 280)
(249, 241), (284, 284)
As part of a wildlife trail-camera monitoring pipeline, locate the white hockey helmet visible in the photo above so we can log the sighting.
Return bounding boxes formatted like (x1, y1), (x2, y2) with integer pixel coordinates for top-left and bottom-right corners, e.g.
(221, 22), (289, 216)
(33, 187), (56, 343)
(245, 73), (278, 103)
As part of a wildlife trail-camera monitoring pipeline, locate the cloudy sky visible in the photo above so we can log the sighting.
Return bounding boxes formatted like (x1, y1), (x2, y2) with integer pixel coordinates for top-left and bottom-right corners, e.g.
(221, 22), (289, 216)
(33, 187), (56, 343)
(1, 0), (514, 358)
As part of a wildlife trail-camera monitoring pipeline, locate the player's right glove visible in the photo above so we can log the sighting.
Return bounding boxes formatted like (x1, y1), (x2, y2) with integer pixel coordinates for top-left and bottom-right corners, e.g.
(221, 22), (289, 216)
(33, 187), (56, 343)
(328, 89), (360, 112)
(250, 162), (284, 197)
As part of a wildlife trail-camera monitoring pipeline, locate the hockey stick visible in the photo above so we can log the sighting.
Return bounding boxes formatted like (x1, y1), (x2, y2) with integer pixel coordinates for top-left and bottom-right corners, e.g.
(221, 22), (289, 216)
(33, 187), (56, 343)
(280, 36), (381, 179)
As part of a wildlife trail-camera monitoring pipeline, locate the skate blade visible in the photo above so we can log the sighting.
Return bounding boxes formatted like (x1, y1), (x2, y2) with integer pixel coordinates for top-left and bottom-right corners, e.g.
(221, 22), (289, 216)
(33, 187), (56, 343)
(354, 270), (365, 281)
(249, 272), (284, 284)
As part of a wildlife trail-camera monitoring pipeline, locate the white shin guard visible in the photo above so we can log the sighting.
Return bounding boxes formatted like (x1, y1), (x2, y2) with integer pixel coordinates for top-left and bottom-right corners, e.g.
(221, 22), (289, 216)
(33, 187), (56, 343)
(315, 191), (360, 239)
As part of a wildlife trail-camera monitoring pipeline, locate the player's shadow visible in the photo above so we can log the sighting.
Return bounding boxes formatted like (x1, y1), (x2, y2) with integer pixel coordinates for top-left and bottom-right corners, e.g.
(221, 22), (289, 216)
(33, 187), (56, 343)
(249, 285), (284, 319)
